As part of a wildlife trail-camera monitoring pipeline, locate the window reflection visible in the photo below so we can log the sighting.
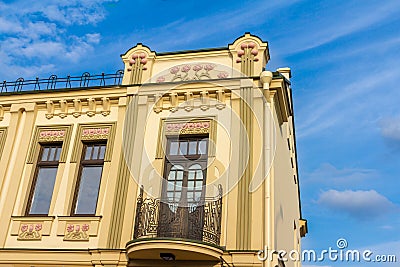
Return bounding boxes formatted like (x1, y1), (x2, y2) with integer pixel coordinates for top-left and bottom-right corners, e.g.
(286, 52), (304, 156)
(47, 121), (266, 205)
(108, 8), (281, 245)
(72, 143), (106, 215)
(27, 144), (62, 215)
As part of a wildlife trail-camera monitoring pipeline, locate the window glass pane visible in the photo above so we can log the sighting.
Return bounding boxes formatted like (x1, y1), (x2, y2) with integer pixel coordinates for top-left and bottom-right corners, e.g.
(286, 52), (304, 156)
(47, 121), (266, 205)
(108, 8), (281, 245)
(74, 166), (103, 215)
(98, 145), (106, 160)
(188, 141), (197, 155)
(41, 147), (50, 161)
(195, 180), (203, 188)
(85, 145), (93, 160)
(194, 191), (202, 201)
(92, 145), (100, 160)
(54, 146), (61, 161)
(188, 181), (195, 189)
(171, 164), (184, 170)
(168, 171), (176, 181)
(176, 170), (183, 180)
(29, 167), (57, 214)
(179, 141), (188, 155)
(189, 164), (202, 171)
(196, 170), (203, 178)
(198, 140), (208, 154)
(169, 141), (179, 155)
(48, 147), (55, 161)
(188, 171), (195, 180)
(167, 192), (173, 200)
(167, 181), (174, 191)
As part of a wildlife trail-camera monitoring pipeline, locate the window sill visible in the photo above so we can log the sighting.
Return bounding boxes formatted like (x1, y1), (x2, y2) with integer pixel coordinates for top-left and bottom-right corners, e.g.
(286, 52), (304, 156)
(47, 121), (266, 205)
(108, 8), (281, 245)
(11, 215), (55, 220)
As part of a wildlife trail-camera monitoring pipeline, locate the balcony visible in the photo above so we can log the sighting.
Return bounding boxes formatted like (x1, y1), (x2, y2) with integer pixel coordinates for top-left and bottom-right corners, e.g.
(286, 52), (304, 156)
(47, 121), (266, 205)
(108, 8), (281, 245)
(126, 185), (224, 262)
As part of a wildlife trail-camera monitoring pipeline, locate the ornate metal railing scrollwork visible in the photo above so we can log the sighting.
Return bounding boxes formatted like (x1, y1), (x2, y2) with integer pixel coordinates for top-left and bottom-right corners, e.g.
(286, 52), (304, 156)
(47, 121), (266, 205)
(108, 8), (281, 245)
(133, 185), (223, 246)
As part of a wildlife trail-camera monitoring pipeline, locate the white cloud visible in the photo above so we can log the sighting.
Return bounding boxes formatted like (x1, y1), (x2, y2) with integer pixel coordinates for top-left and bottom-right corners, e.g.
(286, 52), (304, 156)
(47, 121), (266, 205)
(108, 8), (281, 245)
(40, 2), (106, 25)
(20, 41), (65, 58)
(5, 0), (117, 26)
(0, 0), (114, 80)
(0, 17), (22, 33)
(380, 117), (400, 141)
(380, 225), (394, 230)
(317, 190), (397, 219)
(304, 163), (378, 186)
(85, 33), (101, 44)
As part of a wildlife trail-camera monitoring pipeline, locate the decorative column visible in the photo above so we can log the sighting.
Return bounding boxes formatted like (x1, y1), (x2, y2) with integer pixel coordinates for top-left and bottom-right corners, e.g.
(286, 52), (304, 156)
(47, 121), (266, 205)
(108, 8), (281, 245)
(107, 94), (138, 248)
(236, 80), (254, 250)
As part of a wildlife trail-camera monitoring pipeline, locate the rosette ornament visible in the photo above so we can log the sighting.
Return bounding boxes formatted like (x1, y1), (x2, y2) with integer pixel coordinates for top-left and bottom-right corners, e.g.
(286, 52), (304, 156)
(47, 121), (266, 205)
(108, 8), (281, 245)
(127, 52), (148, 84)
(236, 42), (259, 76)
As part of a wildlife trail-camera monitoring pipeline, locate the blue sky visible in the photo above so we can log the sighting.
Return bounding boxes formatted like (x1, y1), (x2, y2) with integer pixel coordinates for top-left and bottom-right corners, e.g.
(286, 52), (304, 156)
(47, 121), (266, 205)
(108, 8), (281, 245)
(1, 0), (400, 265)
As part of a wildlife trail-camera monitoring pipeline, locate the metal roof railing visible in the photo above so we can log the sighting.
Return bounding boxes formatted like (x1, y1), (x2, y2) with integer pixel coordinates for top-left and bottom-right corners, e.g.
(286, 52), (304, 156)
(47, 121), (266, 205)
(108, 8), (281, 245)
(0, 70), (124, 94)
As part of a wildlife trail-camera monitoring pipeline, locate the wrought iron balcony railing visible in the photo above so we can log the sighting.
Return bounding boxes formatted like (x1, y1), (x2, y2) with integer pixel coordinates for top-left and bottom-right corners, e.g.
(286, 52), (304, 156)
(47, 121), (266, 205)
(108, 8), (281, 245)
(134, 185), (223, 246)
(0, 70), (124, 94)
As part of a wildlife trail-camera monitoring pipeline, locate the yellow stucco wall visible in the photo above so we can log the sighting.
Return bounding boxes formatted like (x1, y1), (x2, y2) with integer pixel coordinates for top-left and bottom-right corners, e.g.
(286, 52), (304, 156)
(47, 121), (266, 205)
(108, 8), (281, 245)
(0, 33), (305, 267)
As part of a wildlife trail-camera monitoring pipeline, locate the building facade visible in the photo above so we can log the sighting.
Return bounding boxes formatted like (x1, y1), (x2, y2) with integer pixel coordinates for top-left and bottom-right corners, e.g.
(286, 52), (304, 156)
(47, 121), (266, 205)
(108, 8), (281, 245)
(0, 33), (307, 267)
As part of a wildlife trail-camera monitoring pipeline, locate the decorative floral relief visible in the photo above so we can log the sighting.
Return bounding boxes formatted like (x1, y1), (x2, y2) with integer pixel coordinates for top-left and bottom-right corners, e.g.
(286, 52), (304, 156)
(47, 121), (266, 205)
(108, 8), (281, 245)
(82, 128), (110, 140)
(127, 53), (148, 72)
(165, 121), (210, 135)
(64, 223), (90, 241)
(236, 42), (259, 63)
(18, 223), (42, 240)
(38, 130), (66, 142)
(155, 63), (230, 83)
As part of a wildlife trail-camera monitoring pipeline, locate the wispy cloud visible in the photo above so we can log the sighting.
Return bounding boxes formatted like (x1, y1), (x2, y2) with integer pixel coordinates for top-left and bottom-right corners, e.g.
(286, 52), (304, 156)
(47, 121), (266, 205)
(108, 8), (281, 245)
(317, 189), (397, 220)
(296, 66), (400, 138)
(304, 163), (378, 187)
(380, 116), (400, 141)
(277, 1), (400, 55)
(120, 0), (301, 51)
(379, 116), (400, 152)
(3, 0), (117, 26)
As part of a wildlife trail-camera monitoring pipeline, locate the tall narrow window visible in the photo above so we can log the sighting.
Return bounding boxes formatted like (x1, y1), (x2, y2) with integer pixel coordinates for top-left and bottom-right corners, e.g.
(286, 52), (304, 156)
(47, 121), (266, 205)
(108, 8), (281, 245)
(26, 144), (62, 215)
(158, 135), (208, 239)
(164, 136), (208, 208)
(72, 142), (106, 215)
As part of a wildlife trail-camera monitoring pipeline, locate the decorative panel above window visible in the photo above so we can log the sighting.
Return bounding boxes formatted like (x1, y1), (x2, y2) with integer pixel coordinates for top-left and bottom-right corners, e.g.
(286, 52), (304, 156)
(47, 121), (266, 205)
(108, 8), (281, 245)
(70, 123), (116, 163)
(26, 125), (73, 164)
(156, 118), (216, 159)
